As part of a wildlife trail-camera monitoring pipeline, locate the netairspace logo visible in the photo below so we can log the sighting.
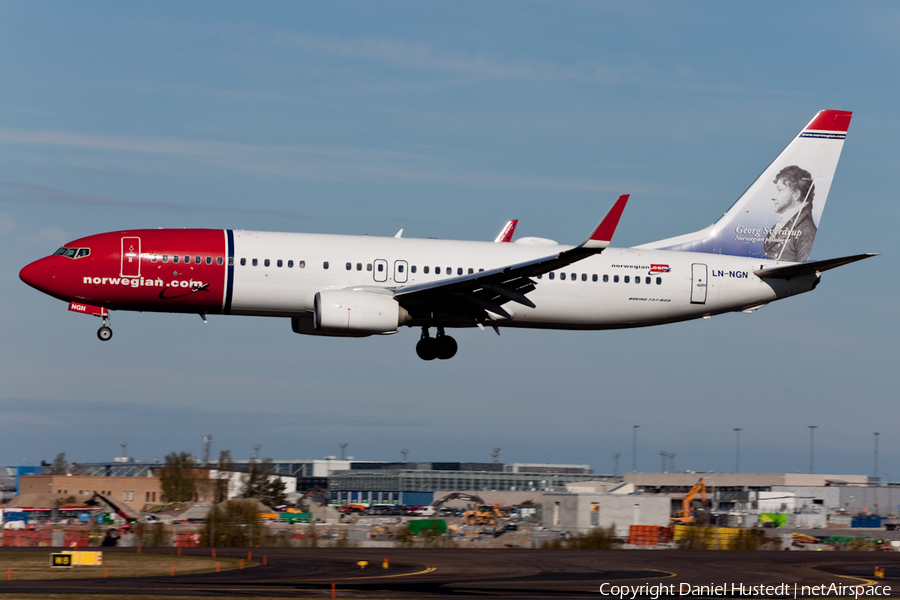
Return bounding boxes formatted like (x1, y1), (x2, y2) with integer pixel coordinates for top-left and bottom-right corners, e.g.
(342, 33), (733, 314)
(598, 582), (891, 599)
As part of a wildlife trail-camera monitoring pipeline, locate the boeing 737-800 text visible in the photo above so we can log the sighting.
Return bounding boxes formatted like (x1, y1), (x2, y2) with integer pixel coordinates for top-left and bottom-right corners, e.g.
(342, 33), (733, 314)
(19, 110), (875, 360)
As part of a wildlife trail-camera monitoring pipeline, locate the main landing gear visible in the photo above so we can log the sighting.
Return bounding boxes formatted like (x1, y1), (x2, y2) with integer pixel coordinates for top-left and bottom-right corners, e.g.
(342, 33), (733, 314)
(416, 327), (457, 361)
(97, 315), (113, 342)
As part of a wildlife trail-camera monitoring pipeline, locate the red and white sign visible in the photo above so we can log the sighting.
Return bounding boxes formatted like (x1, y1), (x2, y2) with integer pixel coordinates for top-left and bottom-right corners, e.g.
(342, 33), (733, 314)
(68, 302), (108, 317)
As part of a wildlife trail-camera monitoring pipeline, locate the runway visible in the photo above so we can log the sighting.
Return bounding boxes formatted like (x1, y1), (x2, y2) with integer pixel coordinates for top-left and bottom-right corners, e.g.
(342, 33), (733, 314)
(1, 547), (897, 598)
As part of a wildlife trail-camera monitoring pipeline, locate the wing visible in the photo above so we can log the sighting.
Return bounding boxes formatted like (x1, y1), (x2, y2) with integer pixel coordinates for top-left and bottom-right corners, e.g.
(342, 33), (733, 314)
(393, 195), (629, 321)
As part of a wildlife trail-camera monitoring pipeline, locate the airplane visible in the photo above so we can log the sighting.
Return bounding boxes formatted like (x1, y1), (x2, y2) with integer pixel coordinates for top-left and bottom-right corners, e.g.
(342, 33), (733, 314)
(19, 110), (875, 360)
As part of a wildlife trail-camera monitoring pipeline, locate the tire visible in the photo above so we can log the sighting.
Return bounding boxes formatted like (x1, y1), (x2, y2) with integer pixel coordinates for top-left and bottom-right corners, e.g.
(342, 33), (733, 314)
(416, 337), (438, 361)
(97, 326), (113, 341)
(436, 336), (458, 360)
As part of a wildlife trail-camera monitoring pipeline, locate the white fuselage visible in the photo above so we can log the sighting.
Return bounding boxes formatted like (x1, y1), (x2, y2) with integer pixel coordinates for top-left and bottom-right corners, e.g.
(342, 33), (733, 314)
(228, 231), (814, 329)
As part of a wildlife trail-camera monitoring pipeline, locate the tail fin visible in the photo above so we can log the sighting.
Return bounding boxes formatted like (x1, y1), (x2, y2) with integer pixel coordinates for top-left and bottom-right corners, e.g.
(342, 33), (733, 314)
(638, 110), (852, 262)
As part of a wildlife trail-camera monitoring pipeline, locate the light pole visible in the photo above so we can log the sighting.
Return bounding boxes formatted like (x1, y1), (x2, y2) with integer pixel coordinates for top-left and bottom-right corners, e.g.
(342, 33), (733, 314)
(874, 432), (880, 479)
(660, 451), (668, 473)
(632, 426), (640, 473)
(668, 452), (676, 473)
(612, 453), (620, 477)
(734, 428), (742, 473)
(808, 426), (818, 474)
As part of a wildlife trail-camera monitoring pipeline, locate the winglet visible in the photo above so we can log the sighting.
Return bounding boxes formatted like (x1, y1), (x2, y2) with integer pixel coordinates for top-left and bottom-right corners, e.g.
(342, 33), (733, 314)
(494, 219), (519, 243)
(580, 194), (629, 250)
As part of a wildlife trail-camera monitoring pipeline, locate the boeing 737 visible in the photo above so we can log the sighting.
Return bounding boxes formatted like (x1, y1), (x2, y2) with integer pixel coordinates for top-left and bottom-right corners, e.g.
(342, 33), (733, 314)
(19, 110), (875, 360)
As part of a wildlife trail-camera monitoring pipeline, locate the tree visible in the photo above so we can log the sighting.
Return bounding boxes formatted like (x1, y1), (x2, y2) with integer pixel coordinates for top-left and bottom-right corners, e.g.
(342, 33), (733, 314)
(201, 499), (266, 547)
(49, 453), (68, 475)
(214, 450), (236, 503)
(159, 451), (196, 502)
(241, 458), (287, 507)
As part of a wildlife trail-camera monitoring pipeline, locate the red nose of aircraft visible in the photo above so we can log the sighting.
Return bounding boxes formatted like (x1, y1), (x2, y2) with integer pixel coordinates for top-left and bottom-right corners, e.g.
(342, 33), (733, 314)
(19, 257), (59, 297)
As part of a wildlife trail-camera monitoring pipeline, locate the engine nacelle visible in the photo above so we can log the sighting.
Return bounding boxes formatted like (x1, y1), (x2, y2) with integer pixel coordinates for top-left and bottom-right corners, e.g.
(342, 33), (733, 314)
(314, 290), (407, 334)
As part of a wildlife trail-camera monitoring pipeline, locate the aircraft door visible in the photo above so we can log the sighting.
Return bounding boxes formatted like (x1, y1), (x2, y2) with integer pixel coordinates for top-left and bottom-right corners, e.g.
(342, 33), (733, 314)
(373, 259), (388, 283)
(393, 260), (408, 283)
(691, 263), (708, 304)
(120, 236), (141, 278)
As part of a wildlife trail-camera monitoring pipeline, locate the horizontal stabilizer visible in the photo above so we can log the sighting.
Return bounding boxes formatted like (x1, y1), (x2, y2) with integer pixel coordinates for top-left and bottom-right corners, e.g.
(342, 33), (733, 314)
(754, 253), (877, 279)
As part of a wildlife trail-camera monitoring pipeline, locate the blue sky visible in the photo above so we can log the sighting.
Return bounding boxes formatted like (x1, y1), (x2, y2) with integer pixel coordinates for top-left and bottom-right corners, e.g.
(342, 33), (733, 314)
(1, 1), (897, 477)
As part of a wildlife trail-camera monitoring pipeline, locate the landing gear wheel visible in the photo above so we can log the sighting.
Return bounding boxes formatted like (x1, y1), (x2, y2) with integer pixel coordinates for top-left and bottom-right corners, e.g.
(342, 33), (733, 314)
(416, 336), (438, 361)
(97, 326), (113, 341)
(435, 335), (457, 360)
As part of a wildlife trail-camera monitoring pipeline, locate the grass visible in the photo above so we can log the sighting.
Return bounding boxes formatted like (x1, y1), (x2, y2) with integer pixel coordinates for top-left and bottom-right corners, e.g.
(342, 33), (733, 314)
(0, 551), (253, 580)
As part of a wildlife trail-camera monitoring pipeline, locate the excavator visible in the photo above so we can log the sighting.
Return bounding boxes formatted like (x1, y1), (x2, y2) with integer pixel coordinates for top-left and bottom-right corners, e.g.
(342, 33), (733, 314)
(426, 492), (507, 525)
(672, 478), (710, 525)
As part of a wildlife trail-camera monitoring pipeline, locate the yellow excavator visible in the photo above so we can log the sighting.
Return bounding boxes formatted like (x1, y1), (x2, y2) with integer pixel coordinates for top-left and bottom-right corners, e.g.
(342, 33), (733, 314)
(672, 478), (709, 525)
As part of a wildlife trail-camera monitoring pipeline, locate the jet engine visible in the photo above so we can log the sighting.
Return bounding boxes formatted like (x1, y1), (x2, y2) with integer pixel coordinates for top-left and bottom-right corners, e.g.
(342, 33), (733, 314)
(314, 289), (408, 335)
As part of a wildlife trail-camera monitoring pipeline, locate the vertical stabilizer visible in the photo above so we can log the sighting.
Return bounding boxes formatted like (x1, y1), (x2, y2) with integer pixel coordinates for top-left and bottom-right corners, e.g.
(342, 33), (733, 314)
(638, 110), (852, 262)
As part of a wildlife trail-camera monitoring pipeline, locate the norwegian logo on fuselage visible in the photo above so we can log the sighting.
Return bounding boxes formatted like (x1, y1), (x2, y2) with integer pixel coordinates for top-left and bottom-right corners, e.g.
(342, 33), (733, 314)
(649, 264), (670, 274)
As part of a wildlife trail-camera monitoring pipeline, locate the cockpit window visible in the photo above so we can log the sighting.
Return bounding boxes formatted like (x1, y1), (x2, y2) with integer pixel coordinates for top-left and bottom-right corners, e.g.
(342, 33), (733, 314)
(55, 247), (90, 258)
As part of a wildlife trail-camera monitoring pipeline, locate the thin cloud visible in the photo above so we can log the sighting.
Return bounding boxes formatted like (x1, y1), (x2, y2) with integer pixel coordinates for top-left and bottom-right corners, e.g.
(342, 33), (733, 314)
(0, 180), (308, 220)
(284, 32), (624, 83)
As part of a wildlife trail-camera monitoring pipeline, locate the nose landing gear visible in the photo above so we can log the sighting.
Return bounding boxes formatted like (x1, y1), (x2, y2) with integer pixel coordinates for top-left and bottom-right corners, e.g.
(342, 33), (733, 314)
(416, 327), (457, 361)
(97, 315), (113, 342)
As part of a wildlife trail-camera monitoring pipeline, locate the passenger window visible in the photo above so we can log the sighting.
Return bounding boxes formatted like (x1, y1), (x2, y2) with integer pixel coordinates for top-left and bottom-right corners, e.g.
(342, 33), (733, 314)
(479, 268), (484, 272)
(323, 261), (329, 269)
(184, 255), (191, 263)
(252, 259), (258, 266)
(614, 275), (619, 283)
(635, 277), (640, 284)
(287, 260), (293, 268)
(299, 261), (306, 268)
(536, 274), (542, 279)
(195, 256), (201, 264)
(377, 263), (384, 272)
(424, 266), (430, 274)
(206, 256), (212, 265)
(173, 255), (180, 264)
(228, 257), (233, 266)
(582, 274), (587, 281)
(77, 248), (90, 258)
(646, 277), (651, 284)
(570, 273), (575, 280)
(624, 276), (630, 283)
(656, 277), (662, 285)
(151, 255), (158, 263)
(549, 272), (555, 280)
(436, 267), (441, 274)
(346, 262), (352, 270)
(603, 274), (608, 282)
(468, 268), (473, 274)
(560, 273), (566, 280)
(592, 274), (597, 282)
(366, 263), (371, 271)
(162, 255), (169, 263)
(457, 268), (463, 275)
(240, 258), (246, 266)
(356, 263), (362, 271)
(277, 259), (283, 267)
(398, 265), (404, 273)
(264, 259), (270, 267)
(411, 266), (416, 273)
(217, 257), (223, 266)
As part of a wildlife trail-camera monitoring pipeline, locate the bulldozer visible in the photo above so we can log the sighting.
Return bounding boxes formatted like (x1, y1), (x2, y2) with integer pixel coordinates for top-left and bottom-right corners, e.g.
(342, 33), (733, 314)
(463, 504), (507, 526)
